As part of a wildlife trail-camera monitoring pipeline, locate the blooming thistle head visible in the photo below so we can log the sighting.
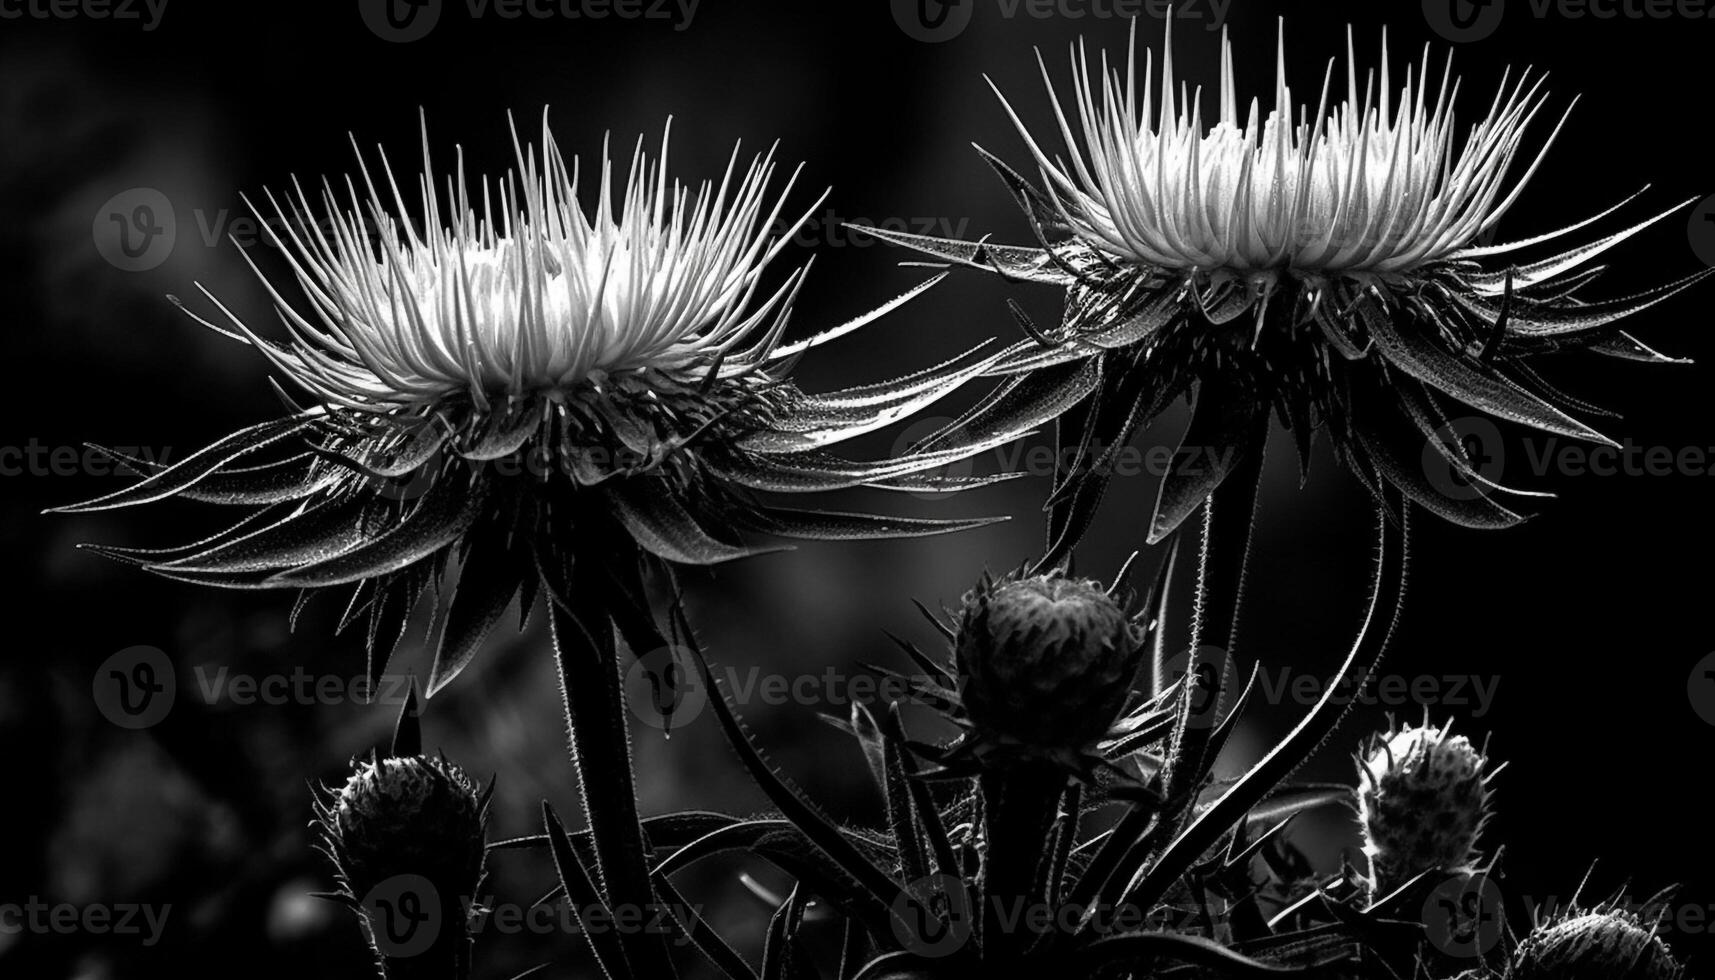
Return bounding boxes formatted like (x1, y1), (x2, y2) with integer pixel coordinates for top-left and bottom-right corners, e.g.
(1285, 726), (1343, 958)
(1510, 905), (1685, 980)
(1357, 719), (1496, 894)
(864, 21), (1708, 558)
(55, 115), (1030, 695)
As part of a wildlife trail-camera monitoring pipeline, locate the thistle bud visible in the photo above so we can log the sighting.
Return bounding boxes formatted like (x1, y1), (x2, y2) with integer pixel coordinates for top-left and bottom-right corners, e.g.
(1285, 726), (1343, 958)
(1357, 721), (1492, 893)
(1510, 910), (1685, 980)
(317, 754), (489, 979)
(954, 571), (1144, 755)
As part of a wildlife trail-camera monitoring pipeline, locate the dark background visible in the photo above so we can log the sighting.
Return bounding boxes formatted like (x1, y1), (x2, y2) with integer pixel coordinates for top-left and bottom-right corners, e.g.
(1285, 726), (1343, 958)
(1, 0), (1711, 976)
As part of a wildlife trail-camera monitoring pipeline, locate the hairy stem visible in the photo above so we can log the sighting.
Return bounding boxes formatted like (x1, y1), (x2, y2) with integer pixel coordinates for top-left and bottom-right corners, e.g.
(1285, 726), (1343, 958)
(546, 573), (675, 979)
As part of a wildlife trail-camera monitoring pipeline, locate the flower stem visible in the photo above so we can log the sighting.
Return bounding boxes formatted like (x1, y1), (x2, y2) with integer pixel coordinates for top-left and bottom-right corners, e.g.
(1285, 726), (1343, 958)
(546, 576), (675, 979)
(979, 762), (1069, 959)
(1163, 419), (1267, 802)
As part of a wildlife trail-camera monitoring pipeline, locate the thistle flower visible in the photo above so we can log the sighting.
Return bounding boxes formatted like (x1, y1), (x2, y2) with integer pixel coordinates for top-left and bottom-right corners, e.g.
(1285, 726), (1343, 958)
(1357, 720), (1495, 893)
(318, 754), (490, 906)
(53, 115), (1026, 696)
(316, 753), (490, 978)
(954, 570), (1145, 759)
(865, 21), (1708, 562)
(884, 565), (1165, 783)
(1510, 906), (1685, 980)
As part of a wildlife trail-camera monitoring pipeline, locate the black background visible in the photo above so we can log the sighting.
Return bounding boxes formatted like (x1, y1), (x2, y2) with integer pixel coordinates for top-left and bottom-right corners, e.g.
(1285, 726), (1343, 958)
(1, 0), (1711, 976)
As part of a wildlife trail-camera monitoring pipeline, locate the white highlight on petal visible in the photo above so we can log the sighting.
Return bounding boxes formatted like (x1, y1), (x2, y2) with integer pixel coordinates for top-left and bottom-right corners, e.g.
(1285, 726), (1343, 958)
(196, 112), (824, 409)
(997, 19), (1569, 277)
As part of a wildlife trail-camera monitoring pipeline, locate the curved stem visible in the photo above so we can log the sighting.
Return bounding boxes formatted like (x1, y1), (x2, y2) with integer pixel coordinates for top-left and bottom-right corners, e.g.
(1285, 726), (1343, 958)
(1119, 497), (1411, 915)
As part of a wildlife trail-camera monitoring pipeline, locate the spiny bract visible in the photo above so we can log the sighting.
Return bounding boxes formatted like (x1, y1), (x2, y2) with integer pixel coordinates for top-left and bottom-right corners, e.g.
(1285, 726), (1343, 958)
(1358, 720), (1494, 892)
(316, 753), (490, 905)
(864, 20), (1708, 561)
(55, 115), (1036, 696)
(953, 569), (1146, 759)
(1510, 907), (1685, 980)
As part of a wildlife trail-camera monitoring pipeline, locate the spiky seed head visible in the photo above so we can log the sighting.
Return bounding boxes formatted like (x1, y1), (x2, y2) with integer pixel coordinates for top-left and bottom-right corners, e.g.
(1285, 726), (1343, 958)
(317, 754), (489, 904)
(953, 570), (1144, 755)
(1510, 909), (1685, 980)
(1358, 721), (1492, 892)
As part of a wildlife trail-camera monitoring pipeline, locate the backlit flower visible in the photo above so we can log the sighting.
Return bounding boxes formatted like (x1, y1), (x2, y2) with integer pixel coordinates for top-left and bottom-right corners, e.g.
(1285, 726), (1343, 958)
(866, 22), (1707, 563)
(55, 116), (1027, 695)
